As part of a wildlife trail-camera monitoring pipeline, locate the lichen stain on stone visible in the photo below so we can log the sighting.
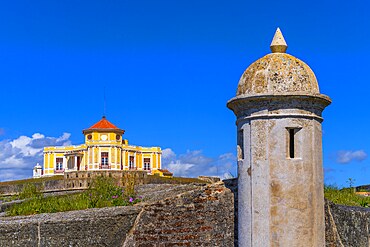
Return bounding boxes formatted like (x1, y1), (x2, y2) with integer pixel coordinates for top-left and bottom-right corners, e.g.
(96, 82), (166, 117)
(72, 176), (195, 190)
(247, 166), (251, 176)
(268, 121), (277, 152)
(271, 205), (278, 217)
(236, 53), (320, 96)
(252, 120), (266, 161)
(270, 181), (281, 196)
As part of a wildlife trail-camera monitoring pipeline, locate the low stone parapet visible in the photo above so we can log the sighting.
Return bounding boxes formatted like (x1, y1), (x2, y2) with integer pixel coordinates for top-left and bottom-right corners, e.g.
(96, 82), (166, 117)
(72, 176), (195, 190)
(0, 182), (234, 246)
(0, 206), (141, 246)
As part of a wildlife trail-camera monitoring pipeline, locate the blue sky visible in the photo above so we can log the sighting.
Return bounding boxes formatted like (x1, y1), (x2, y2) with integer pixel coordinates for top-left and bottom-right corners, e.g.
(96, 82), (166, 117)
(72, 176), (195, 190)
(0, 0), (369, 187)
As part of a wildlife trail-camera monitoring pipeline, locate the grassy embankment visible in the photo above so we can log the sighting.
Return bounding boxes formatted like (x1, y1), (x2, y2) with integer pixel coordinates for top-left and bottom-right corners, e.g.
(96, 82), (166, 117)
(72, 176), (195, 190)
(3, 176), (140, 216)
(324, 185), (370, 207)
(0, 176), (64, 203)
(0, 175), (206, 214)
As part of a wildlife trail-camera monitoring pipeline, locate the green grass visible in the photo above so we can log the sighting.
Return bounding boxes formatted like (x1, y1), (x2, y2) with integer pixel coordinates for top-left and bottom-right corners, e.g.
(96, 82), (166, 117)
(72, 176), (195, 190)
(324, 185), (370, 207)
(0, 195), (18, 203)
(5, 176), (140, 216)
(17, 183), (43, 199)
(1, 183), (42, 203)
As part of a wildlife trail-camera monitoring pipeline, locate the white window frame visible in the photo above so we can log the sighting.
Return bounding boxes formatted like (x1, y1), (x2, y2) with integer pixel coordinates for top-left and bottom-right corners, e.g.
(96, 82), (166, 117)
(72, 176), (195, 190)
(101, 152), (109, 165)
(56, 157), (64, 170)
(143, 158), (151, 171)
(129, 156), (135, 169)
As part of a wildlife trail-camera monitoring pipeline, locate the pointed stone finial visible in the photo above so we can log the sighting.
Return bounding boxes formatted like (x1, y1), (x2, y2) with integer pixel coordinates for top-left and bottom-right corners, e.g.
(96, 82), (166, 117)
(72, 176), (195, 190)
(270, 28), (288, 53)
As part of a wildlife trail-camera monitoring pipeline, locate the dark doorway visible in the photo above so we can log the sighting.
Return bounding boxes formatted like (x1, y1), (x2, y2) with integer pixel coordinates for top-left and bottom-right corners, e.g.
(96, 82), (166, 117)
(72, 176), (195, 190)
(77, 156), (81, 170)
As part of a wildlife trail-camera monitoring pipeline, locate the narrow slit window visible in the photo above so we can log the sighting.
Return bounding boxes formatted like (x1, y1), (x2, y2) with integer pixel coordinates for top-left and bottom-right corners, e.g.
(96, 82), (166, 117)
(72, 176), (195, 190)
(237, 129), (244, 161)
(289, 129), (295, 158)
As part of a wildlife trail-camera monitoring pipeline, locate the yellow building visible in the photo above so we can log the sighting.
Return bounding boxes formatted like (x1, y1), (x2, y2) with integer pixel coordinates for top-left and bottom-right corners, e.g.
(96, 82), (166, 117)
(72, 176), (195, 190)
(42, 116), (162, 176)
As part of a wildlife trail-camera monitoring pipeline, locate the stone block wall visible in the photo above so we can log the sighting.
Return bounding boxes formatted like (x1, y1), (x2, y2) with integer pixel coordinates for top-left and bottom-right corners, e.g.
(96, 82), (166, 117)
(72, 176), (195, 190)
(197, 176), (221, 183)
(0, 207), (141, 247)
(0, 182), (235, 247)
(0, 171), (148, 195)
(325, 199), (370, 246)
(63, 170), (148, 190)
(124, 182), (234, 246)
(2, 178), (370, 246)
(223, 178), (238, 246)
(0, 179), (65, 196)
(0, 171), (206, 196)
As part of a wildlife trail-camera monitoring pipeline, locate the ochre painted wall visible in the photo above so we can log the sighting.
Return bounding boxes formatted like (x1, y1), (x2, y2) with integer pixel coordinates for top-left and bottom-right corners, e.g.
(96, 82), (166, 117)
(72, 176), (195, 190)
(43, 130), (162, 176)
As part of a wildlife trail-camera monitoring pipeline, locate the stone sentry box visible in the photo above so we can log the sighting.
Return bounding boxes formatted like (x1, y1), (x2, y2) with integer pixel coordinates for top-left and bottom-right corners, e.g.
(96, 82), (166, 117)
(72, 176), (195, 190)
(227, 28), (331, 247)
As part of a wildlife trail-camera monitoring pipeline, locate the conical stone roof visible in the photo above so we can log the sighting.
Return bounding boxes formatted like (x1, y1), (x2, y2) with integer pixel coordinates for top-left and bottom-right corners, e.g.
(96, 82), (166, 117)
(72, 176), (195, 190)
(236, 28), (320, 96)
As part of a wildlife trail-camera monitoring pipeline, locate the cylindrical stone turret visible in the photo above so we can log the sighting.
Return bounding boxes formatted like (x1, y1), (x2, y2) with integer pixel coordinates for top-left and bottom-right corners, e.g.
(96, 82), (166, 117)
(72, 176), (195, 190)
(227, 28), (331, 247)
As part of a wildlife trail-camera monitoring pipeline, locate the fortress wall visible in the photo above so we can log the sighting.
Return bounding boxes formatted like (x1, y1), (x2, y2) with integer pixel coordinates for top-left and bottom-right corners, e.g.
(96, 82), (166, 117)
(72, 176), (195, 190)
(63, 170), (148, 190)
(0, 179), (65, 196)
(224, 178), (370, 247)
(1, 179), (369, 246)
(123, 182), (234, 246)
(0, 183), (234, 247)
(0, 206), (141, 247)
(0, 171), (148, 196)
(325, 199), (370, 246)
(0, 171), (205, 197)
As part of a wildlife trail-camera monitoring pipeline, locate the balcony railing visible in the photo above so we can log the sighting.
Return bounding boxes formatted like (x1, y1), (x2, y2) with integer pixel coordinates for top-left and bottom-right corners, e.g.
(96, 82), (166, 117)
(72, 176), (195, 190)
(99, 163), (111, 169)
(54, 169), (65, 174)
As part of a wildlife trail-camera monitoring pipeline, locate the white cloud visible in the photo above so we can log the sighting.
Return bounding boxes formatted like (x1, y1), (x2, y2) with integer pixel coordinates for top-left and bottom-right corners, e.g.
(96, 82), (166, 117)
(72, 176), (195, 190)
(0, 133), (72, 182)
(336, 150), (367, 164)
(161, 148), (237, 179)
(219, 153), (235, 160)
(10, 135), (42, 156)
(162, 148), (176, 160)
(56, 133), (71, 143)
(166, 161), (195, 177)
(32, 133), (45, 139)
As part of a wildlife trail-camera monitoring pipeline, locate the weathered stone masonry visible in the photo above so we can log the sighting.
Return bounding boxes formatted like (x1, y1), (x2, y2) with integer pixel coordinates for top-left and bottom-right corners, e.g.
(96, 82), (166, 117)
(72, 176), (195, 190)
(224, 178), (370, 247)
(0, 180), (369, 246)
(0, 182), (234, 247)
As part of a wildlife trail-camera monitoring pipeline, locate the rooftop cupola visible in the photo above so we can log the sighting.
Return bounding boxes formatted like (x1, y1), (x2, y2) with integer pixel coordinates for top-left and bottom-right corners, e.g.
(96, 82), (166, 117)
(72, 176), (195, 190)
(233, 28), (330, 99)
(82, 116), (124, 135)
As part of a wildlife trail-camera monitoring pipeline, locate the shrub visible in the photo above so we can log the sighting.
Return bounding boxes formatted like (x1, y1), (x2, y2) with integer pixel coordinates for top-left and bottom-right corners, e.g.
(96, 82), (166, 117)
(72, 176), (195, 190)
(123, 173), (136, 197)
(324, 185), (370, 207)
(87, 176), (139, 208)
(6, 176), (141, 216)
(6, 193), (89, 216)
(18, 183), (42, 199)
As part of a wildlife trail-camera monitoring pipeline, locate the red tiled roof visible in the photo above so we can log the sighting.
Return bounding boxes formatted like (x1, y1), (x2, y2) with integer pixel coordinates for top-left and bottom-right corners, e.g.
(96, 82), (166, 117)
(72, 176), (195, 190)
(82, 116), (125, 134)
(88, 116), (119, 129)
